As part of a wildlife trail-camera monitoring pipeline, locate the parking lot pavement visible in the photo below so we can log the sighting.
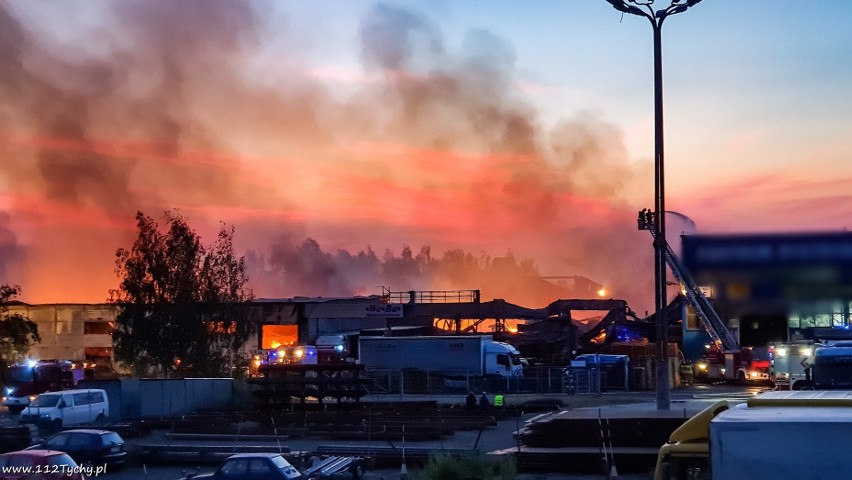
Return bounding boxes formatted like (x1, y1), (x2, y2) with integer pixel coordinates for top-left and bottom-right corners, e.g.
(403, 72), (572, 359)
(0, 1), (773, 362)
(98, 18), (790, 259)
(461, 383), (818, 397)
(3, 385), (765, 479)
(88, 465), (651, 479)
(88, 411), (652, 480)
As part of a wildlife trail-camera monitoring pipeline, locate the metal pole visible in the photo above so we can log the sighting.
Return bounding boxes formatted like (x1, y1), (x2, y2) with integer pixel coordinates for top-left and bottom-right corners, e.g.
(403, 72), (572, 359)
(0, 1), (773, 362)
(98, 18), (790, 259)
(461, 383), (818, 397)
(604, 0), (704, 409)
(653, 20), (671, 410)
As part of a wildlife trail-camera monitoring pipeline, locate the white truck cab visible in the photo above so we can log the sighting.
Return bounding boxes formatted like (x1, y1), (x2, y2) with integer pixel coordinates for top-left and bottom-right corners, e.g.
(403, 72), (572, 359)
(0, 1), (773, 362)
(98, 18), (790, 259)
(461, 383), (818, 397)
(484, 341), (524, 377)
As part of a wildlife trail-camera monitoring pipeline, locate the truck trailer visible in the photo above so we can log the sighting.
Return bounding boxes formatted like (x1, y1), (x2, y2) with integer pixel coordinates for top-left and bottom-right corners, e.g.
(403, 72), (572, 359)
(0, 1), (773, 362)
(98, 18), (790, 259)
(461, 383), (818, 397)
(812, 342), (852, 389)
(654, 390), (852, 480)
(357, 335), (523, 378)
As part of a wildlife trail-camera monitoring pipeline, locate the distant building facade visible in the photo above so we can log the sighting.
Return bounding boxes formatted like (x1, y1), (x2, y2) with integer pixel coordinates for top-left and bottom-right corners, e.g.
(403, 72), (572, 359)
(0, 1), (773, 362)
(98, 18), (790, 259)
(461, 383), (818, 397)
(8, 292), (588, 368)
(5, 298), (406, 366)
(4, 303), (117, 366)
(680, 231), (852, 357)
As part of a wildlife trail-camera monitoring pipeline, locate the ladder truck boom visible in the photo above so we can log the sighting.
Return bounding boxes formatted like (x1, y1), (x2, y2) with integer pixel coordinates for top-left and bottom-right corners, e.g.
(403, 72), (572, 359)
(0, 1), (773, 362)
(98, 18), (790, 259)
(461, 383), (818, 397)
(638, 209), (739, 352)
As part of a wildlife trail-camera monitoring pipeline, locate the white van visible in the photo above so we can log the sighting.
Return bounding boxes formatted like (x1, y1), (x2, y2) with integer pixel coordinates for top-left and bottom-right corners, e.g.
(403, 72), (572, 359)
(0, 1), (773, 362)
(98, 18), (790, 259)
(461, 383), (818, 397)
(19, 389), (109, 428)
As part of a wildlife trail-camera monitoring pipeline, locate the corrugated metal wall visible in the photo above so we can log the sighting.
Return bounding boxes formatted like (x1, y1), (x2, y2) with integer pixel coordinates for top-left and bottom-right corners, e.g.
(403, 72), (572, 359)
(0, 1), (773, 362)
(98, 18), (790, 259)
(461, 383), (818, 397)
(79, 378), (233, 419)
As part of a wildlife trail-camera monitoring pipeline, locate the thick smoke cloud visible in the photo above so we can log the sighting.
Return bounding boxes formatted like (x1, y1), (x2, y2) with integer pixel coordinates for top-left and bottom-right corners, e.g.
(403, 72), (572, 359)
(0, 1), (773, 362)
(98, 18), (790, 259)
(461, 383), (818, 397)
(0, 0), (279, 301)
(0, 2), (654, 311)
(0, 1), (274, 218)
(0, 213), (24, 285)
(246, 238), (553, 307)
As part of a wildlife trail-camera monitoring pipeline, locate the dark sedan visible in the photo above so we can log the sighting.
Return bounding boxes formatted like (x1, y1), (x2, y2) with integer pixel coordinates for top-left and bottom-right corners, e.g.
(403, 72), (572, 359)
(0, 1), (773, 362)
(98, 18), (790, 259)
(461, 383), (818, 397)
(185, 453), (303, 480)
(27, 429), (126, 468)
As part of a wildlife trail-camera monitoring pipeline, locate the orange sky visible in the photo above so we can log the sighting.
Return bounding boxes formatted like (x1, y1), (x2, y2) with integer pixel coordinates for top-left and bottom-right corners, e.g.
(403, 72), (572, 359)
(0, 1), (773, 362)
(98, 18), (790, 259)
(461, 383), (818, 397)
(2, 1), (851, 313)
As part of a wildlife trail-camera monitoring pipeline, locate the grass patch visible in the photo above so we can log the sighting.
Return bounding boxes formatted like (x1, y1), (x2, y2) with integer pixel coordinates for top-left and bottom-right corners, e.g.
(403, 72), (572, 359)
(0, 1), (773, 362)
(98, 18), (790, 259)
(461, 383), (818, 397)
(413, 452), (516, 480)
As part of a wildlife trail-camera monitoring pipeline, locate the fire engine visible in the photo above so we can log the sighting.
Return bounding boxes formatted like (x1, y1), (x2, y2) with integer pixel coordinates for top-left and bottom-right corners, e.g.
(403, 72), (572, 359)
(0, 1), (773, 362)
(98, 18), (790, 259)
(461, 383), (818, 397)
(248, 335), (355, 377)
(249, 345), (319, 376)
(2, 359), (91, 414)
(693, 345), (773, 384)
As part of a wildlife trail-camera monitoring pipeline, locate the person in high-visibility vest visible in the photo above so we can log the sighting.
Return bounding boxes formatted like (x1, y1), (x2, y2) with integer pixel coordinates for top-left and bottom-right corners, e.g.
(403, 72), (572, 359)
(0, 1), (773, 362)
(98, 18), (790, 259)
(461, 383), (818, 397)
(494, 392), (505, 407)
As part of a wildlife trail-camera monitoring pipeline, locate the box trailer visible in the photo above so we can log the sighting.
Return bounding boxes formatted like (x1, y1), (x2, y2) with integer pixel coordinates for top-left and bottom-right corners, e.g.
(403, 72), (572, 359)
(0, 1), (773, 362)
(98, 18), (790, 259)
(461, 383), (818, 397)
(654, 390), (852, 480)
(711, 398), (852, 479)
(357, 336), (523, 378)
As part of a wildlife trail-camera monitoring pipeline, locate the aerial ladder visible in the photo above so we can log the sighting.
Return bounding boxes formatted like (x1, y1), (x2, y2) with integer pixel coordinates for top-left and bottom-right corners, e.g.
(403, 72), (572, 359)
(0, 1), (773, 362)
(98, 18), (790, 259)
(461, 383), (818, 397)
(638, 209), (739, 352)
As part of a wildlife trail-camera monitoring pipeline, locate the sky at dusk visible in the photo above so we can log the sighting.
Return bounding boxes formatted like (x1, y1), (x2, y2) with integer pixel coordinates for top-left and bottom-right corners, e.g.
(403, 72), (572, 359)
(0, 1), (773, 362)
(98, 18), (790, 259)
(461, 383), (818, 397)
(1, 1), (851, 312)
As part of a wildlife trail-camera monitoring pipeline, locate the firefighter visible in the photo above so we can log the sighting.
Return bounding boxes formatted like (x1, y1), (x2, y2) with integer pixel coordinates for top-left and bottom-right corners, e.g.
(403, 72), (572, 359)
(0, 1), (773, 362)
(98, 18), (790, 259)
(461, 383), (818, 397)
(801, 356), (813, 389)
(479, 392), (490, 410)
(465, 392), (477, 410)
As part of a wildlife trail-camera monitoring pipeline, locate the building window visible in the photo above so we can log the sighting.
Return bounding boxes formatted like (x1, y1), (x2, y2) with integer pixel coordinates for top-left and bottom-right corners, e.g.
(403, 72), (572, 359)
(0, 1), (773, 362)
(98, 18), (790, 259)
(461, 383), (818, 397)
(686, 308), (702, 331)
(790, 299), (852, 329)
(84, 346), (111, 357)
(261, 324), (298, 349)
(788, 312), (800, 329)
(84, 321), (114, 335)
(814, 313), (831, 328)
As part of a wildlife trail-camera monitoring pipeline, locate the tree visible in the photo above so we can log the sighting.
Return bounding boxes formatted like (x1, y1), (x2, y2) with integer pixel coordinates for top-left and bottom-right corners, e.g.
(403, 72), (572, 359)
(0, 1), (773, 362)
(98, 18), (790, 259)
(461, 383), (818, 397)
(110, 211), (255, 377)
(0, 285), (40, 373)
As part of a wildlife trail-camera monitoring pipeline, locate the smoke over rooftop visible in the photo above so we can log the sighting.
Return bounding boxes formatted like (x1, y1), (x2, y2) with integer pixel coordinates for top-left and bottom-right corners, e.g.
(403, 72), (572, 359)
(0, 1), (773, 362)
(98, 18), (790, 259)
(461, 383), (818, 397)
(0, 2), (654, 310)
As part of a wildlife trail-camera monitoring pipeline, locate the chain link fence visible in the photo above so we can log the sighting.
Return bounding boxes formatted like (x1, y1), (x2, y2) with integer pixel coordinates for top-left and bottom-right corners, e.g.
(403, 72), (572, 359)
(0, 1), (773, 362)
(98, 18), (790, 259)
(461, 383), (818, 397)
(360, 366), (575, 396)
(360, 362), (636, 398)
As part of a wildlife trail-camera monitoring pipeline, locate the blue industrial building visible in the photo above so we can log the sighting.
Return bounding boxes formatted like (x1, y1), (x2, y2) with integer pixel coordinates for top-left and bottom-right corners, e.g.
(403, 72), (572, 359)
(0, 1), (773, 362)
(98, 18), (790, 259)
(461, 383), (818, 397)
(679, 231), (852, 360)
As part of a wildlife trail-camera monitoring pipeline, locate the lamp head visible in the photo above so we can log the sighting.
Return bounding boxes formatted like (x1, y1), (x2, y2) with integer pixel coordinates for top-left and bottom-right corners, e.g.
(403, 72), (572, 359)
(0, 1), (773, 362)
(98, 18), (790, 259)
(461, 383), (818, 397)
(605, 0), (702, 21)
(605, 0), (647, 17)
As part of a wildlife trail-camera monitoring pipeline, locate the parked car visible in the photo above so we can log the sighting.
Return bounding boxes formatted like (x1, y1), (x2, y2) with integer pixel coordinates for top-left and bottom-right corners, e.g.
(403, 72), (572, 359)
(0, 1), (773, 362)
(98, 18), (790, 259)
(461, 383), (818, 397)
(0, 449), (84, 480)
(26, 429), (126, 468)
(184, 453), (303, 479)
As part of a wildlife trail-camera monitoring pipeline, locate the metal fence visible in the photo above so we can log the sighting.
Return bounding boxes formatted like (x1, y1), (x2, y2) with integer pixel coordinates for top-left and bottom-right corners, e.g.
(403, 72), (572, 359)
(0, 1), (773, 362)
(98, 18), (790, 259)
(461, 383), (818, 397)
(360, 364), (636, 398)
(360, 366), (572, 396)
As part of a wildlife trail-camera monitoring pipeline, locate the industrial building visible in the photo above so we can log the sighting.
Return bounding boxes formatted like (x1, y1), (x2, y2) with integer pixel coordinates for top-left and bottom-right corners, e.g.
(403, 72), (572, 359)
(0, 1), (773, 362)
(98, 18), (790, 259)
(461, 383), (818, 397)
(254, 290), (636, 363)
(2, 303), (116, 367)
(4, 283), (636, 370)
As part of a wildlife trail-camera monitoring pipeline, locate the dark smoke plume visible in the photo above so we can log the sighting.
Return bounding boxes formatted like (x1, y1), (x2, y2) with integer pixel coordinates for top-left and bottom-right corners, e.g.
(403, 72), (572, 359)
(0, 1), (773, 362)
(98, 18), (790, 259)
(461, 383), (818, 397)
(0, 1), (271, 218)
(0, 2), (654, 311)
(0, 213), (24, 285)
(246, 237), (558, 306)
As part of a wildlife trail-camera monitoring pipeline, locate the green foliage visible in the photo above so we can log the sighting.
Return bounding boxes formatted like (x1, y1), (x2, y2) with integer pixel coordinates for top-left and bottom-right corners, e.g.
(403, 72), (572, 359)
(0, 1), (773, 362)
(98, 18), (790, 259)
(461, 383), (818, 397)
(414, 453), (516, 480)
(110, 211), (255, 378)
(0, 285), (40, 372)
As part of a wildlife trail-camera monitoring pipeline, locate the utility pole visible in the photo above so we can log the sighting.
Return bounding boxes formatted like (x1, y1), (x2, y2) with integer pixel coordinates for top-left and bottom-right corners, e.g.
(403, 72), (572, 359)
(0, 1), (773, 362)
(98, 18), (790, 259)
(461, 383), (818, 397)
(603, 0), (703, 409)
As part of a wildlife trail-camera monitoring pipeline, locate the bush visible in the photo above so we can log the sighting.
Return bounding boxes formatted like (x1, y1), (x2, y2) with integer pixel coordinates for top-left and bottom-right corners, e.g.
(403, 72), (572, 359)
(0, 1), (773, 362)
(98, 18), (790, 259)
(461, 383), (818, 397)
(413, 453), (516, 480)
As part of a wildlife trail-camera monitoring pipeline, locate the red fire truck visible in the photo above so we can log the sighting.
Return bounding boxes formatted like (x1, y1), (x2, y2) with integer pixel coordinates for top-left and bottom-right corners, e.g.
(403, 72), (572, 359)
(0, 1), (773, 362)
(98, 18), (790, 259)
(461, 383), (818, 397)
(693, 345), (773, 384)
(2, 360), (89, 414)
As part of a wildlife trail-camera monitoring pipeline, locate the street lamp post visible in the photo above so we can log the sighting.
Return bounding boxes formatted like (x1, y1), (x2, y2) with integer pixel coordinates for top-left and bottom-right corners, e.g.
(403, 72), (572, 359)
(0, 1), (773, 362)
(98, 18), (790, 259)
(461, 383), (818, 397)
(604, 0), (702, 410)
